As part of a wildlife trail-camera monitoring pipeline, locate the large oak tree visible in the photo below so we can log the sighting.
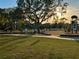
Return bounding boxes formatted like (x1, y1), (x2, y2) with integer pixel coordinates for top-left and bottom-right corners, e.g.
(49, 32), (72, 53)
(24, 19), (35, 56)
(17, 0), (67, 33)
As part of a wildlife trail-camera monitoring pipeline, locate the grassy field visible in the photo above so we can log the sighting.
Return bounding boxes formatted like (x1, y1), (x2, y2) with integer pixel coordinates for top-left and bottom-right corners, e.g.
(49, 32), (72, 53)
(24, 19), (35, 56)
(0, 35), (79, 59)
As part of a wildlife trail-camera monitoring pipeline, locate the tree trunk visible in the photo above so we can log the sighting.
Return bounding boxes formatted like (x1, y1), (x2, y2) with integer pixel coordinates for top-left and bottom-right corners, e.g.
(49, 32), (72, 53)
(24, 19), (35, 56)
(37, 28), (40, 33)
(35, 21), (41, 34)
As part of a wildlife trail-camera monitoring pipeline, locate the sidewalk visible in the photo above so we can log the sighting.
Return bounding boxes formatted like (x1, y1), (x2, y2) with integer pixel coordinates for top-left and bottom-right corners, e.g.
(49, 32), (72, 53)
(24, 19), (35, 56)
(1, 34), (79, 41)
(32, 35), (79, 40)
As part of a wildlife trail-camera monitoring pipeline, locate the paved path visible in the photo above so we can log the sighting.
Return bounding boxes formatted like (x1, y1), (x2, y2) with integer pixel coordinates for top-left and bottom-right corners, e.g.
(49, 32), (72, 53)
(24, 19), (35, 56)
(32, 35), (79, 40)
(1, 34), (79, 41)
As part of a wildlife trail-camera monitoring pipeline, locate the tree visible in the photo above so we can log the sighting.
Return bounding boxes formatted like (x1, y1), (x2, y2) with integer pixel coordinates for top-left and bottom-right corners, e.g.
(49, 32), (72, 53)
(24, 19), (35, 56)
(9, 8), (24, 30)
(17, 0), (58, 33)
(0, 8), (10, 31)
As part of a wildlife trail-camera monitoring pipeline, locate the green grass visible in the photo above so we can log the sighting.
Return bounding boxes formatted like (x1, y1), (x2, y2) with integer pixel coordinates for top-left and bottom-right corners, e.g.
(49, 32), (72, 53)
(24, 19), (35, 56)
(0, 35), (79, 59)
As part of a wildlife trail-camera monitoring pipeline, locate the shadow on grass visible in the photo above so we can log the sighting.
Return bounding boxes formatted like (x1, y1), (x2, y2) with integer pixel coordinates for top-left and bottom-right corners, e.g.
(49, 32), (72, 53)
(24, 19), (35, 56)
(30, 40), (40, 46)
(60, 35), (79, 44)
(0, 36), (30, 51)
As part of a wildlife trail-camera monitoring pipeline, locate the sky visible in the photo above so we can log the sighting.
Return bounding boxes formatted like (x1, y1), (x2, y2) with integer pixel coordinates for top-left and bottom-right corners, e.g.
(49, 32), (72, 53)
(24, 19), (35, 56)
(0, 0), (79, 14)
(0, 0), (79, 23)
(0, 0), (17, 8)
(64, 0), (79, 21)
(0, 0), (79, 8)
(65, 0), (79, 13)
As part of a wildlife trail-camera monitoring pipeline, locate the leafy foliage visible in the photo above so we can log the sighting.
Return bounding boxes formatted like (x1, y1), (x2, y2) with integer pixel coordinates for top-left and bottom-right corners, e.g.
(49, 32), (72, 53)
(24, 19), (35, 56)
(17, 0), (56, 23)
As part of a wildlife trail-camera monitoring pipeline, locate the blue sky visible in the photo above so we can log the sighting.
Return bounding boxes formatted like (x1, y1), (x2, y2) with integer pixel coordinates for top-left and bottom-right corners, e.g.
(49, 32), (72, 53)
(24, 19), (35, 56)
(0, 0), (79, 17)
(65, 0), (79, 15)
(63, 0), (79, 8)
(0, 0), (79, 8)
(0, 0), (79, 23)
(0, 0), (17, 8)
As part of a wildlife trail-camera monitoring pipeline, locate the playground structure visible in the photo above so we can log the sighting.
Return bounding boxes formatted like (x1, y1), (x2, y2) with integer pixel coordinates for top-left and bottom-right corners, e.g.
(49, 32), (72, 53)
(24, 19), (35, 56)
(71, 15), (78, 34)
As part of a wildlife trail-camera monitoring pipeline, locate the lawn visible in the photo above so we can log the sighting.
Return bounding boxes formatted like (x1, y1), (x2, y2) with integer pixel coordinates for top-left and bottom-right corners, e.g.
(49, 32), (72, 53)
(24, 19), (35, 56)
(0, 35), (79, 59)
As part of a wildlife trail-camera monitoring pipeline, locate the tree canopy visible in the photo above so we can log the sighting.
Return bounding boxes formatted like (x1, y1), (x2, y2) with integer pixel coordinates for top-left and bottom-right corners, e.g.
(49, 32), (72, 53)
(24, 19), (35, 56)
(17, 0), (57, 24)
